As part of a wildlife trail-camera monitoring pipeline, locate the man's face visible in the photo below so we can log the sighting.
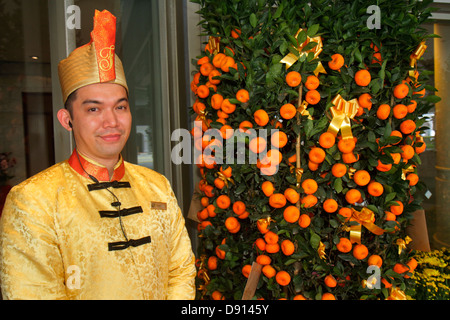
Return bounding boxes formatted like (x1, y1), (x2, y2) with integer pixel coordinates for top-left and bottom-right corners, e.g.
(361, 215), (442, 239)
(69, 83), (131, 164)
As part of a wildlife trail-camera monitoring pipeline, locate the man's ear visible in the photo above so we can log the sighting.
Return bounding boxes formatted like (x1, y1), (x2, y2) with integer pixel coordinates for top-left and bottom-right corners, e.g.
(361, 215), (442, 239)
(57, 109), (73, 131)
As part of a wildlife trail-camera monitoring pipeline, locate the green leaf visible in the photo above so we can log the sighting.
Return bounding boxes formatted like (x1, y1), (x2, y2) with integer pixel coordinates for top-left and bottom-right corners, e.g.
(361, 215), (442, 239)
(273, 3), (283, 19)
(309, 230), (321, 249)
(333, 177), (343, 193)
(307, 24), (320, 37)
(250, 13), (257, 28)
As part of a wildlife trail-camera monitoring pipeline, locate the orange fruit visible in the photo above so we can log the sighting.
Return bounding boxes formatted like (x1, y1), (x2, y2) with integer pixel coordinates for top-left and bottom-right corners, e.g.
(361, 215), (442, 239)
(298, 214), (311, 228)
(242, 264), (252, 278)
(221, 99), (236, 114)
(401, 144), (415, 160)
(328, 53), (344, 70)
(338, 138), (356, 153)
(208, 69), (221, 85)
(336, 237), (352, 253)
(324, 275), (337, 288)
(285, 71), (302, 87)
(406, 173), (419, 186)
(269, 193), (287, 208)
(390, 130), (403, 144)
(301, 195), (318, 208)
(331, 163), (347, 177)
(225, 216), (240, 233)
(305, 89), (320, 105)
(353, 244), (369, 260)
(197, 208), (209, 221)
(271, 131), (288, 149)
(264, 231), (279, 244)
(393, 104), (408, 119)
(353, 170), (371, 186)
(283, 206), (300, 223)
(263, 149), (283, 166)
(393, 263), (409, 275)
(216, 245), (226, 260)
(355, 69), (371, 86)
(255, 238), (266, 252)
(319, 132), (336, 149)
(342, 152), (359, 164)
(201, 196), (209, 208)
(197, 56), (209, 65)
(275, 270), (291, 286)
(208, 256), (218, 270)
(197, 84), (210, 98)
(367, 181), (384, 197)
(284, 188), (300, 204)
(293, 294), (307, 300)
(280, 103), (297, 120)
(407, 258), (418, 272)
(231, 28), (241, 39)
(323, 199), (338, 213)
(345, 189), (362, 204)
(236, 89), (250, 103)
(206, 204), (217, 217)
(358, 93), (373, 109)
(200, 62), (214, 76)
(211, 93), (224, 110)
(302, 178), (318, 195)
(211, 290), (225, 300)
(321, 293), (336, 300)
(393, 83), (409, 99)
(376, 160), (392, 172)
(308, 160), (319, 171)
(239, 120), (253, 133)
(338, 207), (352, 220)
(400, 119), (416, 134)
(265, 243), (280, 253)
(262, 265), (276, 278)
(261, 181), (275, 197)
(216, 194), (231, 209)
(256, 254), (272, 265)
(232, 201), (246, 215)
(309, 147), (326, 163)
(390, 200), (404, 215)
(214, 177), (225, 190)
(281, 239), (295, 256)
(213, 53), (227, 68)
(407, 100), (417, 113)
(220, 165), (232, 178)
(377, 104), (391, 120)
(254, 109), (270, 126)
(368, 254), (383, 268)
(305, 75), (320, 90)
(249, 137), (267, 154)
(221, 56), (236, 72)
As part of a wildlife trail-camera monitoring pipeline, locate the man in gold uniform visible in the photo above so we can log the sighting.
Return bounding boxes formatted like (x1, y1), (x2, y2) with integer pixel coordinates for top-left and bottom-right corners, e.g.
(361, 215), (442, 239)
(0, 10), (196, 300)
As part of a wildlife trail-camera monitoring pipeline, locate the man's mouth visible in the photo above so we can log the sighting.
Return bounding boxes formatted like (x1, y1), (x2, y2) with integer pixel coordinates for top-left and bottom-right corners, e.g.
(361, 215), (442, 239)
(99, 134), (122, 142)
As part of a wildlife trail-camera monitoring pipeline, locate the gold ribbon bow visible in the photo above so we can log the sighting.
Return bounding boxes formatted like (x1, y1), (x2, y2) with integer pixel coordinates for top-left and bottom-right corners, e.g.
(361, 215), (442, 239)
(298, 101), (313, 120)
(327, 94), (360, 140)
(195, 109), (210, 129)
(409, 40), (427, 77)
(289, 164), (304, 187)
(401, 165), (415, 180)
(280, 28), (326, 75)
(208, 36), (221, 55)
(317, 241), (326, 260)
(216, 171), (234, 188)
(395, 236), (412, 255)
(348, 208), (385, 244)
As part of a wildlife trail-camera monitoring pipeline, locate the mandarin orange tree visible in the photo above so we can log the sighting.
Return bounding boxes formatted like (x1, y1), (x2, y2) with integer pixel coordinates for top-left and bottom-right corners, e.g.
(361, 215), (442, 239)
(191, 0), (438, 300)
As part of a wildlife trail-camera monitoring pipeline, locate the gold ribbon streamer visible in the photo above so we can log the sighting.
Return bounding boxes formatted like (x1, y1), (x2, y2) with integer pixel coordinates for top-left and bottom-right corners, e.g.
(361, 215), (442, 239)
(289, 164), (304, 186)
(395, 236), (412, 255)
(409, 41), (427, 77)
(327, 94), (360, 139)
(280, 28), (326, 75)
(387, 287), (407, 300)
(348, 208), (385, 244)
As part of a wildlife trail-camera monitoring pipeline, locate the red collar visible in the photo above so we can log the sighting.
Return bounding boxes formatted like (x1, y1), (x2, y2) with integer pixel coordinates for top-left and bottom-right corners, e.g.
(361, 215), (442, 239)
(68, 149), (125, 182)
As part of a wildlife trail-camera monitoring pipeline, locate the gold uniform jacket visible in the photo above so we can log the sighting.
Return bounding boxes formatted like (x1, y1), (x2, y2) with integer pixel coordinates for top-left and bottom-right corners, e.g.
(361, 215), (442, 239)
(0, 151), (196, 300)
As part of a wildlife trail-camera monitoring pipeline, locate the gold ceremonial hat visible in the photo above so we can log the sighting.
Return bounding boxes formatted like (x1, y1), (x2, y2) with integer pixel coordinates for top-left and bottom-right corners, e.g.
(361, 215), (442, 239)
(58, 9), (128, 103)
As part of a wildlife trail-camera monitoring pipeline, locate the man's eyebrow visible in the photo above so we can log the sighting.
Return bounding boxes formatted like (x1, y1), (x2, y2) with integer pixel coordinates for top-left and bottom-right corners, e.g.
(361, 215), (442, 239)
(81, 97), (128, 105)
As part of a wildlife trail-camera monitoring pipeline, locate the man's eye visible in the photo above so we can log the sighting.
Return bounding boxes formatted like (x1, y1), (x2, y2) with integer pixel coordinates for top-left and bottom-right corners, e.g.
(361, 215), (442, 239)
(88, 107), (98, 112)
(117, 105), (128, 110)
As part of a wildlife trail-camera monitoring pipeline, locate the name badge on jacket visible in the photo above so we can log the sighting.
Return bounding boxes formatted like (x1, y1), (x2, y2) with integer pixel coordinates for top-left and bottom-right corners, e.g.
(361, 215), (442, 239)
(151, 201), (167, 210)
